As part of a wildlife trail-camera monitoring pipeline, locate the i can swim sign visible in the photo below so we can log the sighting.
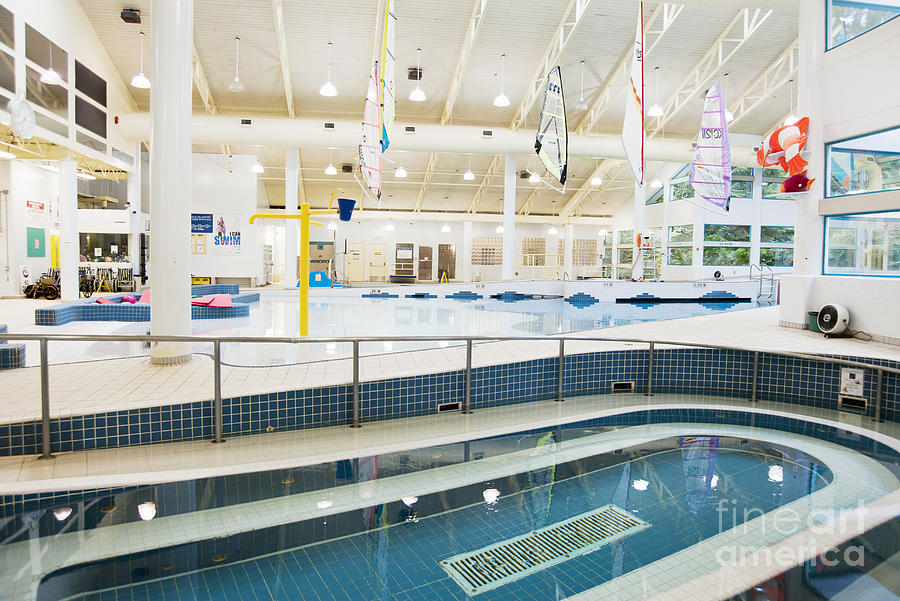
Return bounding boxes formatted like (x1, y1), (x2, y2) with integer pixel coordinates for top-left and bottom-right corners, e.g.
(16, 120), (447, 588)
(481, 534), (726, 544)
(213, 215), (241, 254)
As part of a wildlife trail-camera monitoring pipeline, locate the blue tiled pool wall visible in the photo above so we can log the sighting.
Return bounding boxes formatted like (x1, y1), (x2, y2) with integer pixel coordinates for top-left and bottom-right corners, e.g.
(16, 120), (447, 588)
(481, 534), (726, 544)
(0, 349), (897, 457)
(0, 323), (25, 370)
(33, 285), (256, 326)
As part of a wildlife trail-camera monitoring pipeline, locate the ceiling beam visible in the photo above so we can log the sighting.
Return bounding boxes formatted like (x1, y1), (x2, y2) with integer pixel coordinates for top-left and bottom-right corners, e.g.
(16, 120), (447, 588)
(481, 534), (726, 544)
(510, 0), (594, 130)
(728, 37), (798, 129)
(466, 155), (502, 213)
(191, 44), (232, 171)
(558, 159), (625, 217)
(272, 0), (295, 119)
(442, 0), (489, 125)
(575, 3), (684, 135)
(518, 185), (541, 215)
(413, 152), (438, 212)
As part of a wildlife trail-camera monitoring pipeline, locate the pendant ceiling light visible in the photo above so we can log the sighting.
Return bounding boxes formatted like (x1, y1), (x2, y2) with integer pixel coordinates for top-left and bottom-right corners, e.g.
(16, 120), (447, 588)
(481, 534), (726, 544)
(723, 72), (734, 122)
(394, 165), (407, 178)
(548, 226), (558, 236)
(463, 155), (475, 180)
(495, 225), (504, 234)
(251, 160), (264, 174)
(575, 60), (588, 110)
(528, 170), (540, 183)
(327, 222), (337, 230)
(590, 159), (602, 186)
(441, 223), (451, 233)
(650, 178), (662, 188)
(647, 66), (663, 118)
(324, 149), (337, 175)
(228, 36), (244, 93)
(783, 79), (798, 126)
(409, 48), (426, 102)
(493, 54), (510, 107)
(130, 31), (150, 89)
(319, 41), (337, 97)
(598, 229), (609, 238)
(41, 40), (64, 86)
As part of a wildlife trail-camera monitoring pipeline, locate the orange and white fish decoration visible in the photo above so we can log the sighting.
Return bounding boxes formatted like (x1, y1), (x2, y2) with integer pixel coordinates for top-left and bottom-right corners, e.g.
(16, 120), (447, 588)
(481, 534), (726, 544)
(757, 116), (810, 176)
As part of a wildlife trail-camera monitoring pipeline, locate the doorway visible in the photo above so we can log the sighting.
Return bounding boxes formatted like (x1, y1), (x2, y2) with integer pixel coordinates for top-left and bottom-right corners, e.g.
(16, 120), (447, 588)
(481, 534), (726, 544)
(438, 244), (456, 280)
(418, 245), (433, 281)
(368, 243), (386, 281)
(347, 242), (366, 282)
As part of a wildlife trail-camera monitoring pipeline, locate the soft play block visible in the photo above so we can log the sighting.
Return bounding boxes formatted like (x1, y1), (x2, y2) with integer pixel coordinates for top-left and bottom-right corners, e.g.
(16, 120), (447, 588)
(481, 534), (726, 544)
(139, 290), (151, 304)
(96, 297), (115, 305)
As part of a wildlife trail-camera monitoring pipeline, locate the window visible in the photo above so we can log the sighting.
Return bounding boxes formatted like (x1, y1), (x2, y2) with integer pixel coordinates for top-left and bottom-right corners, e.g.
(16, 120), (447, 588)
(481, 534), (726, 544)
(761, 167), (794, 200)
(760, 247), (794, 267)
(572, 239), (598, 266)
(671, 181), (694, 201)
(828, 0), (900, 50)
(616, 267), (632, 280)
(646, 185), (664, 205)
(704, 224), (750, 242)
(668, 247), (692, 266)
(827, 127), (900, 198)
(761, 226), (794, 244)
(669, 225), (693, 243)
(824, 210), (900, 275)
(80, 233), (129, 262)
(703, 247), (750, 266)
(522, 237), (546, 266)
(732, 180), (752, 199)
(617, 229), (633, 245)
(617, 248), (633, 264)
(472, 236), (502, 265)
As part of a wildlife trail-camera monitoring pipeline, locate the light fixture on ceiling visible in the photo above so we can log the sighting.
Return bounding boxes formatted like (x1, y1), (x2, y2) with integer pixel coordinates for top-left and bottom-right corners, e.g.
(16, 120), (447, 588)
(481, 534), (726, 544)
(722, 72), (734, 122)
(130, 31), (150, 89)
(548, 226), (558, 236)
(598, 228), (609, 238)
(647, 66), (663, 118)
(463, 155), (475, 180)
(493, 54), (510, 107)
(324, 149), (337, 175)
(783, 79), (798, 126)
(409, 48), (426, 102)
(650, 178), (662, 188)
(441, 223), (451, 233)
(251, 160), (264, 174)
(495, 225), (504, 234)
(528, 170), (540, 183)
(327, 221), (337, 230)
(385, 222), (395, 231)
(319, 41), (337, 97)
(41, 40), (64, 86)
(590, 174), (602, 186)
(394, 164), (407, 178)
(227, 36), (244, 93)
(76, 171), (96, 180)
(575, 60), (588, 110)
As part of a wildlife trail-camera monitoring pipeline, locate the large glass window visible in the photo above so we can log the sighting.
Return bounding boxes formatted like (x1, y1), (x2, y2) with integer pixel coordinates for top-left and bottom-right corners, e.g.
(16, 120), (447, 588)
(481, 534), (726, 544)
(761, 226), (794, 243)
(79, 233), (129, 262)
(704, 224), (750, 242)
(824, 210), (900, 275)
(828, 0), (900, 50)
(669, 224), (693, 243)
(703, 247), (750, 266)
(761, 247), (794, 267)
(617, 248), (633, 264)
(617, 229), (633, 245)
(671, 181), (694, 201)
(668, 247), (692, 266)
(827, 127), (900, 198)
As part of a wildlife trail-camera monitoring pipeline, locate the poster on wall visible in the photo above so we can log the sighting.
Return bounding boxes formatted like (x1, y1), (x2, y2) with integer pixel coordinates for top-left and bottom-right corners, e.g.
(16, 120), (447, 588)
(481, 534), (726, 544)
(191, 233), (207, 255)
(26, 200), (46, 221)
(26, 227), (46, 257)
(191, 213), (214, 233)
(213, 214), (242, 254)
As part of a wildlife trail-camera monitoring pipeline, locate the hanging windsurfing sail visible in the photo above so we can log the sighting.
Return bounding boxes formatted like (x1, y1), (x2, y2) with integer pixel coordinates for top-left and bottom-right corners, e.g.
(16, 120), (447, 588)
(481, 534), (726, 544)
(359, 60), (382, 206)
(688, 82), (732, 214)
(534, 65), (568, 190)
(380, 0), (396, 151)
(620, 1), (644, 185)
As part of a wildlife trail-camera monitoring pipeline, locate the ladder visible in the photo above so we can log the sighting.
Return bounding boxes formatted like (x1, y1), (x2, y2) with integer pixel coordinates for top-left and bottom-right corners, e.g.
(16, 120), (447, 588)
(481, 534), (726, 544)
(749, 264), (776, 302)
(633, 247), (663, 281)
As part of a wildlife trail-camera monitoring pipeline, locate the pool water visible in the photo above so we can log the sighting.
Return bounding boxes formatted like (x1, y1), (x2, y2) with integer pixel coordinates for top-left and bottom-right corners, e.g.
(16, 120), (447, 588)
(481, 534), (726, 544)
(52, 434), (829, 601)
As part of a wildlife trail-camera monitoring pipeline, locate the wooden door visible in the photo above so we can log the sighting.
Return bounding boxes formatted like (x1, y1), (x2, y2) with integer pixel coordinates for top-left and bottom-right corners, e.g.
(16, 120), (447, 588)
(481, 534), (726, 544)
(418, 245), (433, 280)
(368, 243), (386, 281)
(438, 244), (456, 280)
(347, 242), (365, 282)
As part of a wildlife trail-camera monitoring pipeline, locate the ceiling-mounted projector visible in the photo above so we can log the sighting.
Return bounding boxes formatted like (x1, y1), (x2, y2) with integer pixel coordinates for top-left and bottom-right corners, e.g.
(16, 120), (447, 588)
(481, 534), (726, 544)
(817, 303), (850, 337)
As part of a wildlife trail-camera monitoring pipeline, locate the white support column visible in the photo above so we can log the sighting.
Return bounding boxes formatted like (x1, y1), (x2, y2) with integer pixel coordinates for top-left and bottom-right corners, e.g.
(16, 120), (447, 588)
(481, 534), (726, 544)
(563, 224), (574, 279)
(284, 147), (299, 288)
(462, 220), (473, 283)
(502, 155), (516, 281)
(149, 0), (193, 365)
(633, 181), (646, 280)
(58, 160), (77, 301)
(127, 141), (142, 277)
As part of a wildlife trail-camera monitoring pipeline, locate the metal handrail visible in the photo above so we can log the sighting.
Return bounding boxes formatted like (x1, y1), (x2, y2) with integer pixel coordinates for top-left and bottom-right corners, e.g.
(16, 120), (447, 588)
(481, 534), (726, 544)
(1, 331), (895, 459)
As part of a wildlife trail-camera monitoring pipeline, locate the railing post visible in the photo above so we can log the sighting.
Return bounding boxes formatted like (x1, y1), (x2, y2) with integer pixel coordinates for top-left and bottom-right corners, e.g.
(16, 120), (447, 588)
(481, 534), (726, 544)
(646, 342), (654, 397)
(875, 368), (884, 422)
(751, 351), (759, 402)
(463, 339), (473, 414)
(212, 340), (224, 443)
(351, 340), (361, 427)
(557, 339), (565, 402)
(38, 338), (53, 460)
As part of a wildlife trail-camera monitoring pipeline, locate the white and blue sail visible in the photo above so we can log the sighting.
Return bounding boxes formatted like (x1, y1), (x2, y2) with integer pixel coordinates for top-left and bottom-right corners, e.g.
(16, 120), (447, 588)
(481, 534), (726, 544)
(380, 0), (396, 152)
(534, 65), (568, 190)
(688, 82), (731, 214)
(358, 60), (382, 207)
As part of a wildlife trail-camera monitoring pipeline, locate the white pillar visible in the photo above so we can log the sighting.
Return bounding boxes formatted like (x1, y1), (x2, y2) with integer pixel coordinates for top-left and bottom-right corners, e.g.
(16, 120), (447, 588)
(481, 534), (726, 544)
(794, 0), (825, 276)
(58, 160), (77, 301)
(149, 0), (193, 365)
(633, 180), (646, 280)
(563, 224), (574, 279)
(284, 147), (299, 288)
(502, 154), (516, 281)
(127, 141), (141, 277)
(462, 220), (473, 283)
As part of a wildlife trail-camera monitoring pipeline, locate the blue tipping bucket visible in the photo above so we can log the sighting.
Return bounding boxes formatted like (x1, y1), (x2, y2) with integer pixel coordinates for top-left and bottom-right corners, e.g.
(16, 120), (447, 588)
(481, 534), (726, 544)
(337, 198), (356, 222)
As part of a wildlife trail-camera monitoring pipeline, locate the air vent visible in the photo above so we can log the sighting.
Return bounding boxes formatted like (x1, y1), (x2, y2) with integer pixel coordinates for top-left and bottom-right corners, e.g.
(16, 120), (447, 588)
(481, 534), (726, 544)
(839, 395), (866, 411)
(437, 401), (461, 413)
(408, 67), (422, 81)
(520, 170), (530, 179)
(441, 505), (650, 595)
(323, 122), (335, 131)
(120, 9), (141, 23)
(404, 125), (416, 134)
(240, 118), (252, 127)
(482, 129), (493, 138)
(612, 381), (634, 392)
(341, 164), (353, 174)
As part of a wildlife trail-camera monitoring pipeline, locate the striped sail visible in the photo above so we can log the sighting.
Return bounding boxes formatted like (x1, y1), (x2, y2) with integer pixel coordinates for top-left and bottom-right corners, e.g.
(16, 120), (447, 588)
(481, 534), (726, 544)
(380, 0), (396, 152)
(359, 61), (382, 205)
(688, 82), (732, 214)
(534, 65), (568, 188)
(620, 1), (644, 185)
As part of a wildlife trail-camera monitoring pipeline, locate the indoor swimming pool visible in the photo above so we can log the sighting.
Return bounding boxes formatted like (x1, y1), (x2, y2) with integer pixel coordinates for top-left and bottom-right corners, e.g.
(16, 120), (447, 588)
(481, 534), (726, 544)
(6, 408), (898, 601)
(21, 291), (759, 367)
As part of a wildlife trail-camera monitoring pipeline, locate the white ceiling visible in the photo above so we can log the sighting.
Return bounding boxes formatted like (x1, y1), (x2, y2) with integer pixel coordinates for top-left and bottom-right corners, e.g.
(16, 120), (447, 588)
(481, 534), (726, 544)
(78, 0), (799, 216)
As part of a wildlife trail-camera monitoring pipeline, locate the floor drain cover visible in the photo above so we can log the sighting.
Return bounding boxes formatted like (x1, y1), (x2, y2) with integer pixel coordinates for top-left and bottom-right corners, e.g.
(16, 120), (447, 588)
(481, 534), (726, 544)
(439, 504), (650, 596)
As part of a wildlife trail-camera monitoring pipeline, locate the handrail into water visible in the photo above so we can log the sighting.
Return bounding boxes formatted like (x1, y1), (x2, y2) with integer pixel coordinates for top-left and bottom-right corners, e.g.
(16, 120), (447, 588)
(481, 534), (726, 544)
(1, 331), (896, 458)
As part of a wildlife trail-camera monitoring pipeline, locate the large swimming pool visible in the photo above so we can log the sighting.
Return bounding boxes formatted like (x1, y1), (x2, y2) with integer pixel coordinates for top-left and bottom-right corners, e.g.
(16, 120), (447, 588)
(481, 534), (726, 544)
(11, 408), (899, 601)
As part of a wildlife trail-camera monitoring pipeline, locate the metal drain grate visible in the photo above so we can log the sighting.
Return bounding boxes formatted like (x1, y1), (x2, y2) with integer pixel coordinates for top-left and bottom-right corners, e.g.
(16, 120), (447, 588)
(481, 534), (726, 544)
(440, 504), (650, 595)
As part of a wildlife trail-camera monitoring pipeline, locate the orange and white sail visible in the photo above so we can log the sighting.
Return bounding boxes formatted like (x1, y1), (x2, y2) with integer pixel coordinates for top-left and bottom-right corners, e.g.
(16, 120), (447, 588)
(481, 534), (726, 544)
(620, 1), (644, 185)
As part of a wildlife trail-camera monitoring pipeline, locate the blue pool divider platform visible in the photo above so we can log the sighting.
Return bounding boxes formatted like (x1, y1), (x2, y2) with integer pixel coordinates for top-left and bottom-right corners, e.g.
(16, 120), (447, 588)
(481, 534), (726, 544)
(0, 324), (25, 370)
(34, 285), (260, 326)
